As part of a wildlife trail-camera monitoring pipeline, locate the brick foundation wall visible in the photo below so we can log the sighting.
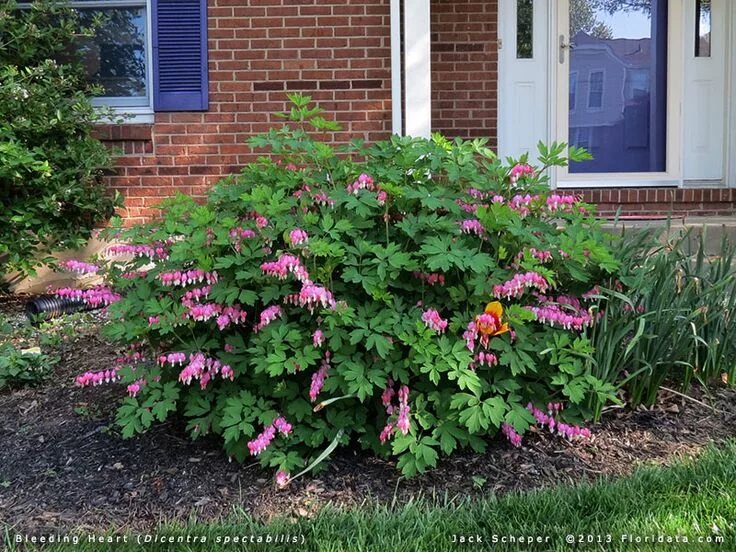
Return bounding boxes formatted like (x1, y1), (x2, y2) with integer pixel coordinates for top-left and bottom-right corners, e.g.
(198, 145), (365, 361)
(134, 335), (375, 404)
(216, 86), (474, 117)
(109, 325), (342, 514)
(104, 0), (393, 225)
(430, 0), (498, 142)
(100, 0), (734, 224)
(574, 188), (736, 218)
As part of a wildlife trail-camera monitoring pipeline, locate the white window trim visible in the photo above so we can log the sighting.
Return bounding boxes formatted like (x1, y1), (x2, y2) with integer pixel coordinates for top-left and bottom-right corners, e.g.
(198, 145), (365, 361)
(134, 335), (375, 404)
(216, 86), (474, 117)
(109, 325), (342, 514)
(96, 108), (154, 124)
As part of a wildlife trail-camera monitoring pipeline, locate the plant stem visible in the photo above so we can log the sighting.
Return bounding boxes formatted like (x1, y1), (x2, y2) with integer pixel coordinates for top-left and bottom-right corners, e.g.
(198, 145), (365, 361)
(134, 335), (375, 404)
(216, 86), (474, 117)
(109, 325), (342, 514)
(659, 386), (725, 414)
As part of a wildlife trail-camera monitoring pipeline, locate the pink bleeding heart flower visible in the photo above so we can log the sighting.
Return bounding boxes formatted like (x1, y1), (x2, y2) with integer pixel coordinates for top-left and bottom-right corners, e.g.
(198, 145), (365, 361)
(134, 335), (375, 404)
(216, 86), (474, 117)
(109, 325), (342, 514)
(275, 470), (291, 489)
(289, 228), (309, 246)
(59, 259), (99, 275)
(421, 308), (448, 334)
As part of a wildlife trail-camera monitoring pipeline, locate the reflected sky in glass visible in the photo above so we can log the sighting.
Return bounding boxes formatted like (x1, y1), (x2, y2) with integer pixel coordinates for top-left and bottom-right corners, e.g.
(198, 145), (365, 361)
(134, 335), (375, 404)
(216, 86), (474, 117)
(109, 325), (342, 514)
(595, 11), (651, 39)
(696, 0), (711, 57)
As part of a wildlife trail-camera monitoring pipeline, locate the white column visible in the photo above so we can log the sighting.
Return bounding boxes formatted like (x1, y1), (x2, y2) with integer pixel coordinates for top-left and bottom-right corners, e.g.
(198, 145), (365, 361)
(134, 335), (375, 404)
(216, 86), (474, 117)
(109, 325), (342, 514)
(390, 0), (403, 135)
(404, 0), (432, 138)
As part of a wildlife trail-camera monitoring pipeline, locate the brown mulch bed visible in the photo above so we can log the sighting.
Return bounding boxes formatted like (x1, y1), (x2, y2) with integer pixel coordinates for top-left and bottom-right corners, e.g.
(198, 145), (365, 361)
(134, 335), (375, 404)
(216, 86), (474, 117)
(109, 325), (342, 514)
(1, 294), (735, 534)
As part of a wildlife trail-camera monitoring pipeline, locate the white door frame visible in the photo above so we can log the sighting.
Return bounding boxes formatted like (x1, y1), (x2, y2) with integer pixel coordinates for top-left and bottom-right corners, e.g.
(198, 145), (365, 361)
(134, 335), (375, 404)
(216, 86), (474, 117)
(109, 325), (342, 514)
(552, 0), (684, 189)
(728, 0), (736, 187)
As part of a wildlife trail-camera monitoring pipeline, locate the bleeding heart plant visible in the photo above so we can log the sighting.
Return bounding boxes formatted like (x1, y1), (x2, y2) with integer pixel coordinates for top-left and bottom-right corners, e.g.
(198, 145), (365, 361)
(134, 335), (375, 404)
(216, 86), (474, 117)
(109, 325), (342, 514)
(58, 95), (615, 482)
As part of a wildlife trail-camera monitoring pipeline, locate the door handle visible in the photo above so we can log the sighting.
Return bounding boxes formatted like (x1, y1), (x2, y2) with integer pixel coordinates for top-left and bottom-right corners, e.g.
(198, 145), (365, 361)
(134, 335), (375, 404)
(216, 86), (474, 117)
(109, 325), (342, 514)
(559, 34), (575, 63)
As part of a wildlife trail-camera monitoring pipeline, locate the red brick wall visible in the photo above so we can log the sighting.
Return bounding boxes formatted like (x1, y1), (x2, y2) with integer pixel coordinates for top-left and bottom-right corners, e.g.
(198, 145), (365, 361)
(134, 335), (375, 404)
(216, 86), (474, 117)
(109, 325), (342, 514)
(575, 188), (736, 218)
(101, 0), (734, 223)
(430, 0), (498, 142)
(105, 0), (393, 225)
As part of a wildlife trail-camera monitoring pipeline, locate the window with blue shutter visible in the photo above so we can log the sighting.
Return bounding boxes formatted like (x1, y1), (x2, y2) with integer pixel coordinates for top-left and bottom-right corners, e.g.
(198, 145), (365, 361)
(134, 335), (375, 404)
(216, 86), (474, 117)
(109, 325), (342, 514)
(152, 0), (209, 111)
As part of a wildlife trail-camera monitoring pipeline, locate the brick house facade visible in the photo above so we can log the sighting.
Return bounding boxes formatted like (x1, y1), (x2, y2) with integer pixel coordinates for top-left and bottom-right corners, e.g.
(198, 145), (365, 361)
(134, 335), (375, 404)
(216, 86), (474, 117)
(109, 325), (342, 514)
(94, 0), (736, 224)
(98, 0), (394, 225)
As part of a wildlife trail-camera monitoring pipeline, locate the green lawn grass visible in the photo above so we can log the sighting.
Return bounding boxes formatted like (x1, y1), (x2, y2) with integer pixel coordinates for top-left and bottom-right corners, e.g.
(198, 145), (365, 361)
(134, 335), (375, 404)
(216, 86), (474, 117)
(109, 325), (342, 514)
(6, 441), (735, 552)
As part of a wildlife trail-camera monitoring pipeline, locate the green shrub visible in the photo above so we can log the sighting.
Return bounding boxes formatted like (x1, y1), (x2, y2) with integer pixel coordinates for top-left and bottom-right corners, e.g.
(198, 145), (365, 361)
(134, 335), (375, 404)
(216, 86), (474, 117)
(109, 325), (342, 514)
(0, 342), (56, 390)
(0, 0), (118, 281)
(61, 96), (620, 481)
(0, 308), (92, 390)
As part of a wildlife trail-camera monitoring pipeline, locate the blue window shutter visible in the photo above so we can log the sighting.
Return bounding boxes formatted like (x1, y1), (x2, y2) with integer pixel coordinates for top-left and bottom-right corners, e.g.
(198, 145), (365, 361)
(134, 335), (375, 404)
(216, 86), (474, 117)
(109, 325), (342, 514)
(152, 0), (208, 111)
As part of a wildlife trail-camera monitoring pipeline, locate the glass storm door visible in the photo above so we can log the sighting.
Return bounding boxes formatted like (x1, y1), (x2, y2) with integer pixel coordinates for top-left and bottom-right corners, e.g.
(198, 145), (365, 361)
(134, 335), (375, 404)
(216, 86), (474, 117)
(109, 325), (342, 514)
(559, 0), (669, 175)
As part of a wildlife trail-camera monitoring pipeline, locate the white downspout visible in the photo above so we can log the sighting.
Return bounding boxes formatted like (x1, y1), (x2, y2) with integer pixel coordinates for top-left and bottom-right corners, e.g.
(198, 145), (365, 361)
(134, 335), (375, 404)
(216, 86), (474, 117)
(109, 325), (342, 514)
(390, 0), (403, 135)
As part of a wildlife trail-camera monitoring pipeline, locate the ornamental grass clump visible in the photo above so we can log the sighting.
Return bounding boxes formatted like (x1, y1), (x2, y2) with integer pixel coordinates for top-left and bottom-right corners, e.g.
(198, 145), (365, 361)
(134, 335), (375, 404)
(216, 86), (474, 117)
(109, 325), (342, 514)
(588, 229), (736, 411)
(58, 95), (618, 482)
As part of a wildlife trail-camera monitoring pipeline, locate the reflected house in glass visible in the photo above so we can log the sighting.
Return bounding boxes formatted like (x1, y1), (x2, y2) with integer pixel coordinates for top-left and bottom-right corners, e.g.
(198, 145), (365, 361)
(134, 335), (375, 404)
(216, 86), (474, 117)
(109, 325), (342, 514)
(569, 30), (667, 174)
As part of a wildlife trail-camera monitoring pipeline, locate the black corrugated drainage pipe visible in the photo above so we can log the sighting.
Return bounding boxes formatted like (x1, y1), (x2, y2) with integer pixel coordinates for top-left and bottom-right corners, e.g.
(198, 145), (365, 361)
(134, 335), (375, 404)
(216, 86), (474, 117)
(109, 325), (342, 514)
(25, 296), (100, 323)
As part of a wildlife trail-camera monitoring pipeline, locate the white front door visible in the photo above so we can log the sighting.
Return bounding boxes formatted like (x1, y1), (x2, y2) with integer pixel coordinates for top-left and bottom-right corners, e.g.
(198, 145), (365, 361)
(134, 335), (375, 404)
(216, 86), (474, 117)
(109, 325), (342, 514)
(682, 0), (727, 182)
(497, 0), (550, 161)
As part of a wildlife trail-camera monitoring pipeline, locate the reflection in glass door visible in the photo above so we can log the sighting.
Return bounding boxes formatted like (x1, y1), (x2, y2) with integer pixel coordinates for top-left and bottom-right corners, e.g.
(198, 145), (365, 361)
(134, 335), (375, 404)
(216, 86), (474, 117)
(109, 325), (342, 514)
(567, 0), (668, 173)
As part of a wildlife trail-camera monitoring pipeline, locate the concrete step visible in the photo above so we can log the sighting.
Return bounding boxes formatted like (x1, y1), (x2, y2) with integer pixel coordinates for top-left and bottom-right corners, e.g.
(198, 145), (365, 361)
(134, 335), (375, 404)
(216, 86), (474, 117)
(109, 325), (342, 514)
(603, 216), (736, 256)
